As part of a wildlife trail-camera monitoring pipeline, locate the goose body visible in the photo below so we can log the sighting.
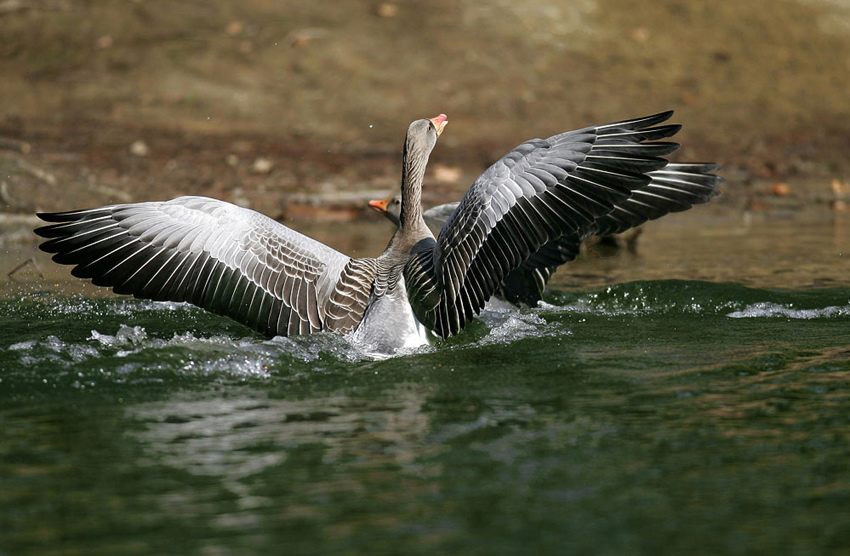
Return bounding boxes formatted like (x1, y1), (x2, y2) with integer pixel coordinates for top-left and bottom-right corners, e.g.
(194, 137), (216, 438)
(349, 275), (430, 352)
(36, 111), (721, 355)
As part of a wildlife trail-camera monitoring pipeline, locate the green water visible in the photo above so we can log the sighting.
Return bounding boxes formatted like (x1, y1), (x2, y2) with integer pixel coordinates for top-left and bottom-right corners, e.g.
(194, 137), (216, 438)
(2, 278), (849, 555)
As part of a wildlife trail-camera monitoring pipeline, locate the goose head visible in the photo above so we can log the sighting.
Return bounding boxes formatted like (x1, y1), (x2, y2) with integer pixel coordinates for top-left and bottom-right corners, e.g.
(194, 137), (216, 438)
(368, 195), (402, 225)
(402, 114), (447, 172)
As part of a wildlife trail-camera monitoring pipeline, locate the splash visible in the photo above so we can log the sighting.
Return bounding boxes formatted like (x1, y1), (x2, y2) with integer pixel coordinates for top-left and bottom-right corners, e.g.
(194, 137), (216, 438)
(265, 333), (373, 363)
(479, 307), (560, 345)
(727, 302), (850, 319)
(90, 324), (148, 347)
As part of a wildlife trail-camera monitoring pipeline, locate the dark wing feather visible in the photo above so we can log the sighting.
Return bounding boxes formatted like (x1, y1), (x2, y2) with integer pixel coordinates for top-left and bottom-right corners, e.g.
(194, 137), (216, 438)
(497, 236), (581, 305)
(405, 111), (692, 337)
(499, 161), (723, 304)
(589, 163), (722, 237)
(35, 196), (369, 337)
(406, 160), (720, 309)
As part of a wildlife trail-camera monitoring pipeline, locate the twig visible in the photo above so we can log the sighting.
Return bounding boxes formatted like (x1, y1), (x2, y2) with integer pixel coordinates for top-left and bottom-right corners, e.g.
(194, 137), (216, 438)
(8, 257), (44, 282)
(16, 159), (56, 185)
(0, 137), (32, 154)
(0, 180), (15, 207)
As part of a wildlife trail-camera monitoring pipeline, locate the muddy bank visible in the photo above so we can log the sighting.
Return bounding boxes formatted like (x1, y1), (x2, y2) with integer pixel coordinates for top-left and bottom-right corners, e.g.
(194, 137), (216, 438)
(1, 0), (849, 220)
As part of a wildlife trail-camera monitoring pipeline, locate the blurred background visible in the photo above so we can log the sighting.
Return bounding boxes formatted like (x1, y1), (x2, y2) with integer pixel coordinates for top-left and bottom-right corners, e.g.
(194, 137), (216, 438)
(4, 6), (850, 554)
(1, 0), (849, 234)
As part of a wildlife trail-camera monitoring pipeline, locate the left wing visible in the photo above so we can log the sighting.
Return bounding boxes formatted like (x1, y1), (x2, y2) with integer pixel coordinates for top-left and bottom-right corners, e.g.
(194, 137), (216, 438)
(35, 196), (366, 337)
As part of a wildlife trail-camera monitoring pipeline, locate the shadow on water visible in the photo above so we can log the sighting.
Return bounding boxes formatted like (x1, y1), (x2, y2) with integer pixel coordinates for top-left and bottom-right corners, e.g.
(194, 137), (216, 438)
(1, 214), (849, 554)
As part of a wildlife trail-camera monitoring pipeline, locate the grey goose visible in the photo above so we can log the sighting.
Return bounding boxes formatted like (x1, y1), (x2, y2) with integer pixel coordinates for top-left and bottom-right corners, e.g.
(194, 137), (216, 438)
(368, 160), (721, 306)
(35, 112), (721, 355)
(369, 195), (460, 234)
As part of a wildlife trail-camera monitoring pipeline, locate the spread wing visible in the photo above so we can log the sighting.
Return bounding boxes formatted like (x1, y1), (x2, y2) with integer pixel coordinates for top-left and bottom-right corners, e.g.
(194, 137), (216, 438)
(500, 161), (723, 304)
(405, 111), (701, 337)
(409, 162), (721, 307)
(35, 196), (376, 337)
(588, 162), (722, 237)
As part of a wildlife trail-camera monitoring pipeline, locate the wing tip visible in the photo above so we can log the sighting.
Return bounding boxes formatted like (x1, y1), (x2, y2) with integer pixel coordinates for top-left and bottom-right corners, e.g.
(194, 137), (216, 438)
(33, 224), (51, 239)
(35, 212), (65, 224)
(601, 110), (675, 130)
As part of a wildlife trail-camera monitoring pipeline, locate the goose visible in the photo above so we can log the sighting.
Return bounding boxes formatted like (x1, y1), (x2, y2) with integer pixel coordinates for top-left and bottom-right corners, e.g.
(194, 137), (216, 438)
(368, 160), (721, 306)
(369, 195), (460, 234)
(35, 111), (721, 355)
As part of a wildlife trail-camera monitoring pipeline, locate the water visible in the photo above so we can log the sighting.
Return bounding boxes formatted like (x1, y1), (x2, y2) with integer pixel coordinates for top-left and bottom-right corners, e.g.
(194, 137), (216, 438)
(2, 215), (850, 555)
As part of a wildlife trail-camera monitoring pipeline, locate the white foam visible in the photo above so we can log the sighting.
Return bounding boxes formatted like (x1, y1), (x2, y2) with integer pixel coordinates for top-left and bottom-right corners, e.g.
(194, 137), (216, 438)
(266, 333), (372, 363)
(479, 307), (559, 345)
(727, 302), (850, 319)
(8, 340), (36, 351)
(90, 324), (149, 347)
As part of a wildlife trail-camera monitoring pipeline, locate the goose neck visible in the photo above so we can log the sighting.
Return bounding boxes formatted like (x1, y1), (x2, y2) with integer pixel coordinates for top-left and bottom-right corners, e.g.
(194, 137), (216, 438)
(399, 147), (427, 230)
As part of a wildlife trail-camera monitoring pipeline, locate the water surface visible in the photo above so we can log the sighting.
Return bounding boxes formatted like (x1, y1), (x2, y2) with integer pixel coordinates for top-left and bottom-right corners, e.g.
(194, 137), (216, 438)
(2, 214), (849, 555)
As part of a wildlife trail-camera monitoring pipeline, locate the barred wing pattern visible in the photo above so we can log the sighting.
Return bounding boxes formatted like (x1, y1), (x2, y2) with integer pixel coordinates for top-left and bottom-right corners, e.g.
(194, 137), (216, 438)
(323, 257), (380, 332)
(503, 162), (722, 304)
(589, 163), (722, 237)
(405, 111), (691, 338)
(398, 162), (720, 307)
(35, 196), (375, 337)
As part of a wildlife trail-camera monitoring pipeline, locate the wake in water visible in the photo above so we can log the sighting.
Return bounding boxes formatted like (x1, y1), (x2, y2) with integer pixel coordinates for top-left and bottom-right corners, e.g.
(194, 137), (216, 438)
(9, 324), (380, 377)
(3, 281), (849, 375)
(544, 280), (850, 319)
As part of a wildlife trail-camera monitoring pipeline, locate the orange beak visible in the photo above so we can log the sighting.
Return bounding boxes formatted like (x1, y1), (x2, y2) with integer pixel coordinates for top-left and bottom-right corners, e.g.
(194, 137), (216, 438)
(368, 197), (391, 213)
(429, 114), (448, 137)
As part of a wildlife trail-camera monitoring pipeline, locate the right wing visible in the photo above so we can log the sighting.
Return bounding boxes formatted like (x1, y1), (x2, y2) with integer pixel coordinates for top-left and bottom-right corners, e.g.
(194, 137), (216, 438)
(405, 111), (702, 337)
(422, 162), (722, 307)
(501, 161), (723, 304)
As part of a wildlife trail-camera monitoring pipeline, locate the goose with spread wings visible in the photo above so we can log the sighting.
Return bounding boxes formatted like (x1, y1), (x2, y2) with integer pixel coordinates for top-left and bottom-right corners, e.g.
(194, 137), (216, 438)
(35, 111), (721, 354)
(369, 159), (721, 306)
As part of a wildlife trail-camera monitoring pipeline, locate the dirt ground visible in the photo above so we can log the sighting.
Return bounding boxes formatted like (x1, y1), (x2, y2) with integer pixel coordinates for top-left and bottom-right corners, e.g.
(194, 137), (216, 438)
(1, 0), (849, 222)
